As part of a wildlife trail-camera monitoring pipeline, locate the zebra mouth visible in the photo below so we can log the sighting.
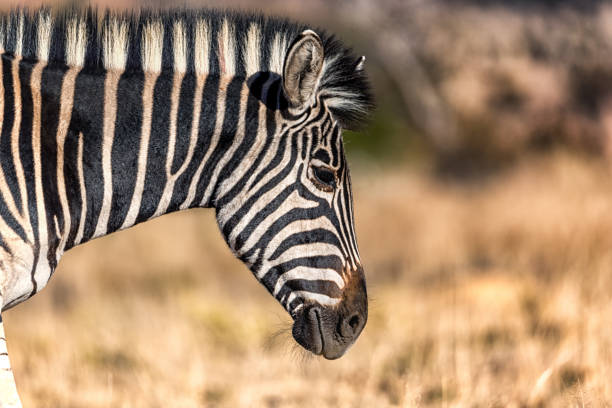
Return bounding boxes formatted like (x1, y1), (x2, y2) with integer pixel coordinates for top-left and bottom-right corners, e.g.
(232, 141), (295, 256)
(292, 305), (324, 355)
(313, 308), (325, 356)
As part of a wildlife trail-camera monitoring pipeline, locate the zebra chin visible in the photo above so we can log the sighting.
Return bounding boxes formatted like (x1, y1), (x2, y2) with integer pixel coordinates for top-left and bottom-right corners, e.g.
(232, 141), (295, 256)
(290, 268), (367, 359)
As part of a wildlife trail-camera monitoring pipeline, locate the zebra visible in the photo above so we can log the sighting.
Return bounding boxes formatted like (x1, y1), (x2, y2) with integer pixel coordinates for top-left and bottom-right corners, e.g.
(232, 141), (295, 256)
(0, 7), (373, 406)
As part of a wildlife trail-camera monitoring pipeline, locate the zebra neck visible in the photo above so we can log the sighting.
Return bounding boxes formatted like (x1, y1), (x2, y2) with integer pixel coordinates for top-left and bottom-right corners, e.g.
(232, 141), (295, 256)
(51, 67), (271, 253)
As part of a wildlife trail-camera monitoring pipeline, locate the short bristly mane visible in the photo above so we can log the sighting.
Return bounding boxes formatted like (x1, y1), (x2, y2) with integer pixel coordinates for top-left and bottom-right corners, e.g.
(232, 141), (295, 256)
(0, 7), (373, 129)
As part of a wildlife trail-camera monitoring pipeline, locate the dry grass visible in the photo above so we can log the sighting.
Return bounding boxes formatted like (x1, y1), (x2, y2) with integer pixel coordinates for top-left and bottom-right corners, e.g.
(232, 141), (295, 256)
(5, 152), (612, 407)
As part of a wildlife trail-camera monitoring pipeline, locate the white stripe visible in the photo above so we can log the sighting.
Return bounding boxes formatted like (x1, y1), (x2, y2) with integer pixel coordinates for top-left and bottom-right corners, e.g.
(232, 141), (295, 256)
(121, 73), (159, 228)
(14, 12), (23, 57)
(31, 61), (51, 291)
(74, 132), (87, 245)
(194, 19), (210, 75)
(36, 11), (52, 61)
(93, 72), (121, 238)
(153, 71), (185, 217)
(66, 18), (86, 67)
(244, 23), (261, 76)
(142, 21), (164, 73)
(269, 32), (287, 74)
(273, 266), (345, 296)
(55, 68), (81, 255)
(173, 21), (187, 73)
(286, 291), (340, 309)
(0, 18), (4, 53)
(219, 19), (235, 76)
(103, 18), (129, 71)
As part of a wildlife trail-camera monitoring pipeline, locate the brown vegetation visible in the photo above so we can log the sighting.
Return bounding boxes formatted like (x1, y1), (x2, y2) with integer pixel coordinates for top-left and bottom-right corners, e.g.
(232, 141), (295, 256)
(3, 1), (612, 406)
(4, 152), (612, 407)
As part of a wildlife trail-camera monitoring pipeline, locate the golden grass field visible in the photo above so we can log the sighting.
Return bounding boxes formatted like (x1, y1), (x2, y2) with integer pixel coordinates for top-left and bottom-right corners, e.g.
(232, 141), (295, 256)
(1, 152), (611, 407)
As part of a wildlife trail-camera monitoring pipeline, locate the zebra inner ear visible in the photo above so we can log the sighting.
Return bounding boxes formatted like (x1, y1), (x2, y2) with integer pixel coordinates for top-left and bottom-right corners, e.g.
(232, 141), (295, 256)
(283, 30), (324, 109)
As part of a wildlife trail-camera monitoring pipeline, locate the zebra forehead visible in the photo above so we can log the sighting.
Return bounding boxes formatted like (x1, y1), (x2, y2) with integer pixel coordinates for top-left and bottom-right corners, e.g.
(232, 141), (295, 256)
(0, 6), (372, 129)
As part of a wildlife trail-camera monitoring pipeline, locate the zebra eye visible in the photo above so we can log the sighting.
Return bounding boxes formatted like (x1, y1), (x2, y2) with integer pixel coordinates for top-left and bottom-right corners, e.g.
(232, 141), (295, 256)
(312, 165), (336, 191)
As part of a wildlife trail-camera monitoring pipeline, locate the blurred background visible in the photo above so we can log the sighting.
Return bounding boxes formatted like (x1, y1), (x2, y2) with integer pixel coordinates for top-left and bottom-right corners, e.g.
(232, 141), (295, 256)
(4, 0), (612, 406)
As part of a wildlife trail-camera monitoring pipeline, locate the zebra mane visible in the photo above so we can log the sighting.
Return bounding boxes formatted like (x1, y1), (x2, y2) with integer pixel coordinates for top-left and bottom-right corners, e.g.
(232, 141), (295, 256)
(0, 7), (373, 129)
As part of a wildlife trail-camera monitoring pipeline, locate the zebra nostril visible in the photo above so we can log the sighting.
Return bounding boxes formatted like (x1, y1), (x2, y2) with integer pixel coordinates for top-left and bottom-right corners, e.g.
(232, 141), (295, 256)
(348, 314), (360, 332)
(341, 312), (362, 338)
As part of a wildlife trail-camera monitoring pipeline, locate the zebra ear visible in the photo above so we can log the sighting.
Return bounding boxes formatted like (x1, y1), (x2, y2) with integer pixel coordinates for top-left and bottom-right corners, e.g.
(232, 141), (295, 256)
(283, 30), (324, 109)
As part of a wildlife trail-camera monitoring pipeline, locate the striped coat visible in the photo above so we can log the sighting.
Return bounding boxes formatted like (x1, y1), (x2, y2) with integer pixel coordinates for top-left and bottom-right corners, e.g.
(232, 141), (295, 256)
(0, 8), (372, 406)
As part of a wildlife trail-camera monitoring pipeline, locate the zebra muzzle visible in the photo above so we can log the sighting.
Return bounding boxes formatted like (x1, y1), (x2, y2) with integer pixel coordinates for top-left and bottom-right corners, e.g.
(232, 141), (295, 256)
(291, 272), (367, 359)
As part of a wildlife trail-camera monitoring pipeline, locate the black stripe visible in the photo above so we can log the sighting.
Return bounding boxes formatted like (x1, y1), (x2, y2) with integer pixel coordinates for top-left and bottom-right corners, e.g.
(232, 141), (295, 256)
(108, 71), (145, 232)
(233, 17), (247, 78)
(329, 126), (340, 168)
(4, 15), (18, 56)
(48, 15), (66, 65)
(126, 21), (143, 73)
(71, 69), (106, 242)
(207, 16), (220, 75)
(40, 64), (68, 264)
(185, 17), (196, 74)
(313, 147), (331, 165)
(137, 73), (172, 222)
(28, 245), (39, 298)
(17, 60), (40, 298)
(18, 61), (36, 233)
(83, 10), (101, 69)
(161, 17), (174, 72)
(0, 56), (22, 212)
(63, 127), (82, 250)
(170, 73), (195, 175)
(22, 15), (37, 61)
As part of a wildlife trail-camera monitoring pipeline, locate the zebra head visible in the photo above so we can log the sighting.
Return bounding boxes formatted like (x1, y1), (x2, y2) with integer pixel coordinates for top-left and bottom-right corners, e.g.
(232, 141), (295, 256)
(215, 30), (369, 359)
